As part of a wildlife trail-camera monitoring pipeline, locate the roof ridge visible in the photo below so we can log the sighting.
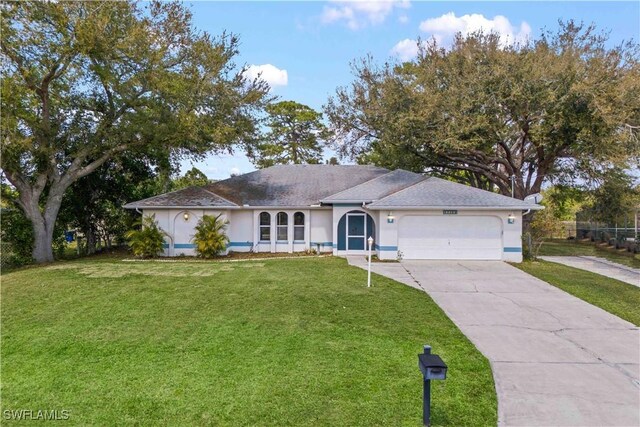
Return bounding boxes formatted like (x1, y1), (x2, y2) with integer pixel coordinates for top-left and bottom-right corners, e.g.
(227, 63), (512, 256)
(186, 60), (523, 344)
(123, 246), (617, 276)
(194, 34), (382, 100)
(372, 175), (432, 204)
(322, 170), (396, 200)
(200, 187), (239, 206)
(322, 168), (421, 201)
(124, 185), (201, 205)
(369, 176), (543, 209)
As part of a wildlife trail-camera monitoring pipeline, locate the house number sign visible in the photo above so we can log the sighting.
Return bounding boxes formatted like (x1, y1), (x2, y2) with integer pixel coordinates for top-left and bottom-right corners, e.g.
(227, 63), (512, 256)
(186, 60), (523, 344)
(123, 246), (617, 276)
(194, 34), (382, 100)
(442, 210), (458, 215)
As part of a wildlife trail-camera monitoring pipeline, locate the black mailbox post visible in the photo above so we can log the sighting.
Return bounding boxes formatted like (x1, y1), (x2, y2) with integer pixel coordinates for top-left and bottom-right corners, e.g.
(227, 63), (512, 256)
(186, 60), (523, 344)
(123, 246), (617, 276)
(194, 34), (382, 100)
(418, 345), (447, 426)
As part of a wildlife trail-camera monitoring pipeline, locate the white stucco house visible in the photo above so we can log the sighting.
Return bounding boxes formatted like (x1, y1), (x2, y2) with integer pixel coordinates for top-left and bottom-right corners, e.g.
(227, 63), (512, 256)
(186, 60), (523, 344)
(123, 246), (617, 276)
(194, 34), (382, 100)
(124, 165), (542, 262)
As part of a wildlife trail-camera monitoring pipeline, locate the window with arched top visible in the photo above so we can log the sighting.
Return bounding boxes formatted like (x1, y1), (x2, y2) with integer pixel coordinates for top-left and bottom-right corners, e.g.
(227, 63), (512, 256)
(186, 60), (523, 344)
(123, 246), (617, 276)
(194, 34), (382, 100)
(294, 212), (305, 241)
(259, 212), (271, 242)
(276, 212), (288, 241)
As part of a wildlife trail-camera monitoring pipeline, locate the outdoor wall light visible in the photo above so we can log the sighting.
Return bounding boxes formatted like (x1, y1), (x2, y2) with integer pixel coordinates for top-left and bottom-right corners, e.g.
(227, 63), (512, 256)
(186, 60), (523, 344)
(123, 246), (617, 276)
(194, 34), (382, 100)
(387, 211), (395, 223)
(183, 212), (190, 222)
(507, 213), (515, 224)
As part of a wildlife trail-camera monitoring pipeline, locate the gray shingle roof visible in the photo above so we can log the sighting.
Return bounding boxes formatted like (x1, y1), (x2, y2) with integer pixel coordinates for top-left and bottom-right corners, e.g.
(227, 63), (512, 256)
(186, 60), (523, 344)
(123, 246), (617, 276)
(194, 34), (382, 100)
(125, 165), (543, 210)
(321, 169), (425, 203)
(204, 164), (389, 206)
(124, 186), (237, 209)
(367, 177), (542, 209)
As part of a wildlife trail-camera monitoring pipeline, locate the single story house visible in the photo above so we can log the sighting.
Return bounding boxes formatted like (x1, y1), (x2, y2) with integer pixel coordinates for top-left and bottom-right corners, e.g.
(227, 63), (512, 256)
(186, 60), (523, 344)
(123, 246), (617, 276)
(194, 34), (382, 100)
(124, 164), (542, 262)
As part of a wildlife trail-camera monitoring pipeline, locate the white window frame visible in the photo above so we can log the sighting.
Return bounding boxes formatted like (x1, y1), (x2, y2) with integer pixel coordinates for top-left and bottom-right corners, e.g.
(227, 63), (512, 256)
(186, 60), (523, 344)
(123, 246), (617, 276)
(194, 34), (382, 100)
(293, 212), (305, 242)
(276, 212), (288, 242)
(259, 212), (271, 242)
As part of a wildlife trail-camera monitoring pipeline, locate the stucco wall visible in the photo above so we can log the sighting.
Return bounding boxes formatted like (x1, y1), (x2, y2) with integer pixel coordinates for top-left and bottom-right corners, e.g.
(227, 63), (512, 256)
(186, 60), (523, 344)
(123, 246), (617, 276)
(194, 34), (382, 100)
(310, 210), (333, 253)
(142, 207), (524, 261)
(228, 210), (253, 252)
(143, 209), (228, 256)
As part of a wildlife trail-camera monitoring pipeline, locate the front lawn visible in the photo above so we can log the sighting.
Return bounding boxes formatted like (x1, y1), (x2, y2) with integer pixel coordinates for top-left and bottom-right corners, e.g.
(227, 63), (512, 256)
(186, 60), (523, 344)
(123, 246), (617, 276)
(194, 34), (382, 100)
(517, 260), (640, 326)
(1, 257), (496, 426)
(538, 239), (640, 268)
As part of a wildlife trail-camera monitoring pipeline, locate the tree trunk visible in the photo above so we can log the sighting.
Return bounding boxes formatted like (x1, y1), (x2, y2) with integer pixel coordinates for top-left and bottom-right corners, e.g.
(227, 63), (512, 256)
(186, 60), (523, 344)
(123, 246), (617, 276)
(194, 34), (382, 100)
(32, 220), (55, 263)
(16, 179), (69, 264)
(86, 228), (96, 254)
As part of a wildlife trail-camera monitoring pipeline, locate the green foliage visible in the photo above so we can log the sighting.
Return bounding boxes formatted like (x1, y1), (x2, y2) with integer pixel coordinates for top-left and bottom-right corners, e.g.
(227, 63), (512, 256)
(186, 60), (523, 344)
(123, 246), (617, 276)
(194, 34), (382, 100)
(325, 21), (640, 198)
(1, 0), (270, 262)
(0, 207), (33, 267)
(59, 155), (161, 255)
(171, 167), (210, 190)
(525, 209), (565, 259)
(589, 169), (640, 225)
(543, 186), (587, 221)
(192, 214), (229, 258)
(125, 215), (166, 258)
(248, 101), (329, 168)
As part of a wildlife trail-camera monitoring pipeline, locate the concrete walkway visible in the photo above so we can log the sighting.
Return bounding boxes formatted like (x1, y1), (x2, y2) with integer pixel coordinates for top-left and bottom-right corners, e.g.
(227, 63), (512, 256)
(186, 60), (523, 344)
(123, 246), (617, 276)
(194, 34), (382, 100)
(347, 257), (640, 427)
(540, 256), (639, 287)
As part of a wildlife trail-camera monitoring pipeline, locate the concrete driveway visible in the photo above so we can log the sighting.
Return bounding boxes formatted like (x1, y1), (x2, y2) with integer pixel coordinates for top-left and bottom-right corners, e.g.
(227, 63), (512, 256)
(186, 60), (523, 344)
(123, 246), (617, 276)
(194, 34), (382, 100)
(347, 258), (640, 426)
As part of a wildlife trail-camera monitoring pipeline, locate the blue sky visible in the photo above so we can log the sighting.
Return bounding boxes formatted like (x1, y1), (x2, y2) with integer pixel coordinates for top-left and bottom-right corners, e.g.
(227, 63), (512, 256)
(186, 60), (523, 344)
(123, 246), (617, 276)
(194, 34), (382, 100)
(180, 1), (640, 179)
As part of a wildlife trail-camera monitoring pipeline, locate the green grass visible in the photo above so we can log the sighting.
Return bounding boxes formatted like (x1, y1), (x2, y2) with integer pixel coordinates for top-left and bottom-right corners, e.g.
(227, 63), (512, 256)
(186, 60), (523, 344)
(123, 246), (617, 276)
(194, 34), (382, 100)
(538, 239), (640, 269)
(517, 260), (640, 326)
(1, 257), (496, 426)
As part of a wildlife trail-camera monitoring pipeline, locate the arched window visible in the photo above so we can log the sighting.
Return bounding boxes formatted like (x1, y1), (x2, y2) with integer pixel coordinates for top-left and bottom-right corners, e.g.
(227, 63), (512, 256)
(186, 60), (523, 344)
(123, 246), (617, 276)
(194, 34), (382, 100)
(259, 212), (271, 242)
(276, 212), (288, 241)
(294, 212), (305, 241)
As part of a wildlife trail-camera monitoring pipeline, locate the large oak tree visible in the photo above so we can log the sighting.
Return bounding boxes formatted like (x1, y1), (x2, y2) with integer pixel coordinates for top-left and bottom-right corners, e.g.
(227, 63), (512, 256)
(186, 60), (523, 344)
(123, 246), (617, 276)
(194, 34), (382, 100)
(1, 1), (269, 262)
(325, 21), (640, 199)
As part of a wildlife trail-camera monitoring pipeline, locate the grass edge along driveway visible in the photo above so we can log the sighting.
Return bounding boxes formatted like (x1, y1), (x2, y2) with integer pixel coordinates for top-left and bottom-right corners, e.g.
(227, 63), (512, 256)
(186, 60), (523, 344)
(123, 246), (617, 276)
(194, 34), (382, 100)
(1, 256), (497, 426)
(538, 239), (640, 269)
(517, 260), (640, 326)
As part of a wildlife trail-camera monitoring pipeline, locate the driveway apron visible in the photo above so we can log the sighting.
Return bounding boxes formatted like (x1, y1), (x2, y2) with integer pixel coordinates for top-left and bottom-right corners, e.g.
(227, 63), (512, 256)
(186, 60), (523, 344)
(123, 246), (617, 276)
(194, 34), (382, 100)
(347, 257), (640, 426)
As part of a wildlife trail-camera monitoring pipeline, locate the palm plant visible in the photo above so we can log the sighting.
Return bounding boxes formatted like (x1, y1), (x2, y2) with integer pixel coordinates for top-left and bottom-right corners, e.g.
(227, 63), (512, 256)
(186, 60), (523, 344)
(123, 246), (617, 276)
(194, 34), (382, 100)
(125, 215), (166, 258)
(192, 214), (229, 258)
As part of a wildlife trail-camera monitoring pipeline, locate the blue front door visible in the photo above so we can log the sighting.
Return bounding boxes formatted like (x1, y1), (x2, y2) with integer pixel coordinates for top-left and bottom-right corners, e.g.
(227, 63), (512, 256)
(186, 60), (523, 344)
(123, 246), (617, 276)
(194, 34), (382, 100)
(347, 214), (365, 251)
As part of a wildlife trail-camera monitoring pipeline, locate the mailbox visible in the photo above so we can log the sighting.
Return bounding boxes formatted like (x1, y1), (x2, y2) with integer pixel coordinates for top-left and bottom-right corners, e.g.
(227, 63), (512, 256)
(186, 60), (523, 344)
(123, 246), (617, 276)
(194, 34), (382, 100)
(418, 353), (447, 380)
(418, 345), (447, 426)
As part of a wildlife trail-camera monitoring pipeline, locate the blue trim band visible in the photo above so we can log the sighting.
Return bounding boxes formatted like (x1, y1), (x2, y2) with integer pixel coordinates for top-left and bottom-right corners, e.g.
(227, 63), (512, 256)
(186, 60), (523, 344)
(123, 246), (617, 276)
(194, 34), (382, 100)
(375, 245), (398, 251)
(228, 242), (253, 247)
(162, 243), (169, 249)
(504, 247), (522, 253)
(174, 243), (196, 249)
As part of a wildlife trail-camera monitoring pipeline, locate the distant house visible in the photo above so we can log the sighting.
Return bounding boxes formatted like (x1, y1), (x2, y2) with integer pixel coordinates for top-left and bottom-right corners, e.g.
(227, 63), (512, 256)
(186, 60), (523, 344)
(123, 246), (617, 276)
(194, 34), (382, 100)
(124, 165), (541, 262)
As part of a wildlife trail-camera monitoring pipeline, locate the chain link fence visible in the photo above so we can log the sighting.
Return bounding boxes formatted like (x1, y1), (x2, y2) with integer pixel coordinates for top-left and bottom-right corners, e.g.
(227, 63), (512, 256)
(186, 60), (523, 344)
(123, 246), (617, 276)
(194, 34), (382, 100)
(574, 209), (639, 252)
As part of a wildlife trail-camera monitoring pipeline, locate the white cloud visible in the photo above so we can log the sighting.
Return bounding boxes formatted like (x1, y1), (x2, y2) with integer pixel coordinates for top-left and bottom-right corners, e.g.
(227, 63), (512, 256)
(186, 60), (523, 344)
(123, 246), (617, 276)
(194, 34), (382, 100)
(245, 64), (288, 88)
(390, 38), (424, 61)
(229, 167), (241, 176)
(398, 14), (409, 24)
(419, 12), (531, 47)
(321, 0), (410, 30)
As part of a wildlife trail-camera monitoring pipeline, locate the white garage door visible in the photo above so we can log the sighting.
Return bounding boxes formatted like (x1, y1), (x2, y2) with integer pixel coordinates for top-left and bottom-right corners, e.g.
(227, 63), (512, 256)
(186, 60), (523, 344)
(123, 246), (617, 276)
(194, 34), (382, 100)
(398, 215), (502, 260)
